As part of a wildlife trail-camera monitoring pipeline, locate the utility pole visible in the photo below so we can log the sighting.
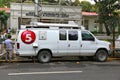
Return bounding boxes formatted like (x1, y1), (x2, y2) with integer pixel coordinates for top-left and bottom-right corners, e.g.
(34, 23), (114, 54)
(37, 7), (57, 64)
(20, 0), (23, 29)
(34, 0), (39, 22)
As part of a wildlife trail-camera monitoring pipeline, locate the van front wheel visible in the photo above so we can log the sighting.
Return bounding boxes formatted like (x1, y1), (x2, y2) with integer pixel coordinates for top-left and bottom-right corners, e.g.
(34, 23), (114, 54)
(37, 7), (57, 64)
(95, 50), (108, 62)
(38, 50), (51, 63)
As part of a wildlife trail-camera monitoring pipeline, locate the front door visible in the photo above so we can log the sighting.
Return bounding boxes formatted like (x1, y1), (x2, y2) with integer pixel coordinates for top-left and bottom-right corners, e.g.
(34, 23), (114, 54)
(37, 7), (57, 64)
(80, 31), (97, 56)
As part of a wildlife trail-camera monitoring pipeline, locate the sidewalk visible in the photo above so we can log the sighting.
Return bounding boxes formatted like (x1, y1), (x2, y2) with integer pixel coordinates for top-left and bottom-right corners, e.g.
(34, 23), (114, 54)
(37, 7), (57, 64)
(0, 56), (34, 62)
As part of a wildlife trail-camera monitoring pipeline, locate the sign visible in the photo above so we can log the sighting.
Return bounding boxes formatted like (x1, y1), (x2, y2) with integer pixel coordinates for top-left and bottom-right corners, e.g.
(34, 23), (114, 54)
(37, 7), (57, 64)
(42, 12), (69, 18)
(39, 31), (47, 40)
(21, 30), (36, 44)
(26, 12), (69, 18)
(26, 12), (35, 16)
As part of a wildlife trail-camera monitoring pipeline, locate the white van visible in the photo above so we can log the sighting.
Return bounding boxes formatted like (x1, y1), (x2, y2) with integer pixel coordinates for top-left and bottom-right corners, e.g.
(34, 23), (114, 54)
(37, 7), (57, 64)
(15, 22), (111, 63)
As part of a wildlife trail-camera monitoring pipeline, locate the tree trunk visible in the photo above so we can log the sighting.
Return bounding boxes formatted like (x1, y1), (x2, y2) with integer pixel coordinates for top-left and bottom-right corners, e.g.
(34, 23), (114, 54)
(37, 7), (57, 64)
(118, 25), (120, 34)
(0, 21), (2, 33)
(104, 23), (111, 36)
(99, 23), (103, 33)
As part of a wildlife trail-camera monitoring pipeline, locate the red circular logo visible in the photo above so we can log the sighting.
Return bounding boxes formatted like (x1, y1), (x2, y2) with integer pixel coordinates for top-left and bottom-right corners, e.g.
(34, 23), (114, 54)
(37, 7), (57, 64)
(21, 30), (36, 44)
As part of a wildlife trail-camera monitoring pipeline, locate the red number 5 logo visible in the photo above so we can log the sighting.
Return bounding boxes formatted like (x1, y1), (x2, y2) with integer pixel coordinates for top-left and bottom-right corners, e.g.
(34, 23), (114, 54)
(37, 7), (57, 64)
(21, 30), (36, 44)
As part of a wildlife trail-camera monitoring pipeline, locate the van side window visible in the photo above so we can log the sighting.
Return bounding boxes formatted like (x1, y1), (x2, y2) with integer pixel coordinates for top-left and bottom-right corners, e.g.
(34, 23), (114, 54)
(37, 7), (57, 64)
(68, 31), (78, 40)
(81, 31), (94, 41)
(59, 30), (67, 40)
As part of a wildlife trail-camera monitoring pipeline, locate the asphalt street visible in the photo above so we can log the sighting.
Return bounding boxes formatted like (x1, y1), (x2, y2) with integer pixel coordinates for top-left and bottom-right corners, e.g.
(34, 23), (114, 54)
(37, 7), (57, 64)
(0, 57), (120, 80)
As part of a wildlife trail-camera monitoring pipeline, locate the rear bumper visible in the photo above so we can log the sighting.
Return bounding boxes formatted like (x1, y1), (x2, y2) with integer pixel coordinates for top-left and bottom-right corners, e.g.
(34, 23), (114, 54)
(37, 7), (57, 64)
(15, 52), (20, 56)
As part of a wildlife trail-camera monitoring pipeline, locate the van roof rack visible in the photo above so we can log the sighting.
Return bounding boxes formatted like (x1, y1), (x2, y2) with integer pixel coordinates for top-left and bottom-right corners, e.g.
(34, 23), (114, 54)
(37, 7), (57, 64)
(21, 21), (85, 30)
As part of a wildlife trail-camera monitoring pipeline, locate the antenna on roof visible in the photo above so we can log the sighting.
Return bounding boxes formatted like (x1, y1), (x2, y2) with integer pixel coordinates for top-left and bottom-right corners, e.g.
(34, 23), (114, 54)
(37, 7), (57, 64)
(68, 21), (78, 26)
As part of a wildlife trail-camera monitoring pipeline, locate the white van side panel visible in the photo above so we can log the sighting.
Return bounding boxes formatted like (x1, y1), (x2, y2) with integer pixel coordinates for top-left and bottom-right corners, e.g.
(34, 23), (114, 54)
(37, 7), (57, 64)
(38, 30), (58, 56)
(17, 29), (59, 56)
(17, 29), (110, 57)
(17, 30), (39, 56)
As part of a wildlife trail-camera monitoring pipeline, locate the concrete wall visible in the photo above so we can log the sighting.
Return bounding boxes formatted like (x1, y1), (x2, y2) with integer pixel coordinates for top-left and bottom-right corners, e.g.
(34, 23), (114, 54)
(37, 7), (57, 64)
(10, 3), (82, 29)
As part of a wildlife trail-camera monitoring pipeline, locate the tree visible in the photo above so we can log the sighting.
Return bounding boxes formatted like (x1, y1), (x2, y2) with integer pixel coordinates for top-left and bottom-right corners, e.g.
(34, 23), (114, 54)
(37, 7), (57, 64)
(0, 0), (23, 7)
(0, 10), (9, 33)
(94, 0), (120, 55)
(80, 1), (92, 12)
(90, 3), (98, 12)
(94, 0), (120, 36)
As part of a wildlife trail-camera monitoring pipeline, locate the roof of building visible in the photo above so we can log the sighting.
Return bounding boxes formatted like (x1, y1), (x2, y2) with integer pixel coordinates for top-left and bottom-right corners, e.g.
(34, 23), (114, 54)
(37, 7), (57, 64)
(0, 8), (10, 13)
(0, 8), (98, 16)
(82, 12), (98, 16)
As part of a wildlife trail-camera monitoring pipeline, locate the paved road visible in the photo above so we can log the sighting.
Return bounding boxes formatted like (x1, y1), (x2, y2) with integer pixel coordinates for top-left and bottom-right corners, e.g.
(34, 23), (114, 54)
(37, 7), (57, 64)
(0, 59), (120, 80)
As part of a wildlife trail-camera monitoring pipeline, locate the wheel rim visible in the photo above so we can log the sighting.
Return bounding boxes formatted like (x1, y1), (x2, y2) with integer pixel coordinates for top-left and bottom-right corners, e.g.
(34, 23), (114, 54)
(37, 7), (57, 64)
(98, 52), (107, 61)
(41, 54), (49, 62)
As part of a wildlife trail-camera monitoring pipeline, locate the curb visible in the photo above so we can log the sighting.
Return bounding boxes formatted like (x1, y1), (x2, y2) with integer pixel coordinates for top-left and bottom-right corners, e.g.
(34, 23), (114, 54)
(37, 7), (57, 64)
(0, 57), (120, 63)
(108, 58), (120, 61)
(0, 60), (34, 63)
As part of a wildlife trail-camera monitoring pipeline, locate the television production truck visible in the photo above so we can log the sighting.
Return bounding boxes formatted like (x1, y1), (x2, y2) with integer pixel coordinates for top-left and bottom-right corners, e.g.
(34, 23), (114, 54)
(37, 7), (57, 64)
(15, 22), (111, 63)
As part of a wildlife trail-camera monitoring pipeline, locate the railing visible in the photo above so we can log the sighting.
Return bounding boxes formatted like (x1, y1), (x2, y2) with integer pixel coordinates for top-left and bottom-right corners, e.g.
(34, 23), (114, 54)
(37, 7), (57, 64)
(0, 42), (5, 57)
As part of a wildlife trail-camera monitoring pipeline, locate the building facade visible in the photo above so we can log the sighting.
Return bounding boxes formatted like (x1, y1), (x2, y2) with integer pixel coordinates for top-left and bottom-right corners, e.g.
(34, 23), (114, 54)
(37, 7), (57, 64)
(82, 12), (105, 32)
(0, 3), (107, 33)
(10, 3), (82, 29)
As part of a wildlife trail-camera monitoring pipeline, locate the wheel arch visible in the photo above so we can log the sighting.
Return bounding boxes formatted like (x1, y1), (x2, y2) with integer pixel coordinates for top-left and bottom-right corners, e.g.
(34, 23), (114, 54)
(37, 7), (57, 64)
(37, 49), (52, 57)
(95, 48), (108, 56)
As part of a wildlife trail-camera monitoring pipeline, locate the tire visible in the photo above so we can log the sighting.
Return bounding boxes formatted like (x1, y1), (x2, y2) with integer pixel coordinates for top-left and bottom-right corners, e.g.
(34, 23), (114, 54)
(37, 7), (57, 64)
(38, 50), (51, 63)
(95, 50), (108, 62)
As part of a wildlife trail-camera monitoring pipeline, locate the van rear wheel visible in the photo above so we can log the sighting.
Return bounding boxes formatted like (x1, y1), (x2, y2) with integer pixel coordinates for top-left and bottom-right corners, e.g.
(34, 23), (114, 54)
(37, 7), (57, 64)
(95, 50), (108, 62)
(38, 50), (51, 63)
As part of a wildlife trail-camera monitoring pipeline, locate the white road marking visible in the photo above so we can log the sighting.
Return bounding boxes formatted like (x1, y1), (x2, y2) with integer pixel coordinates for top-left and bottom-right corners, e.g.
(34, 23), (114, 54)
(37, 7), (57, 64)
(8, 70), (82, 76)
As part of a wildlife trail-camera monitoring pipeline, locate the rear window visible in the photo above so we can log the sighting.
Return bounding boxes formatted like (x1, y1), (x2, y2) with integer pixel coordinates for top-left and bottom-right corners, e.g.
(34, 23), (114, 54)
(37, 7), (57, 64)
(59, 30), (67, 40)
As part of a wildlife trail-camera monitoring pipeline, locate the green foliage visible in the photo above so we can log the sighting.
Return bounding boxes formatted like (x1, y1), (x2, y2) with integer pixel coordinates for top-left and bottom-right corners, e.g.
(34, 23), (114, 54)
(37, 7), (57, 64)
(0, 0), (6, 7)
(80, 1), (92, 12)
(94, 0), (120, 35)
(73, 0), (80, 6)
(0, 0), (26, 7)
(0, 10), (9, 32)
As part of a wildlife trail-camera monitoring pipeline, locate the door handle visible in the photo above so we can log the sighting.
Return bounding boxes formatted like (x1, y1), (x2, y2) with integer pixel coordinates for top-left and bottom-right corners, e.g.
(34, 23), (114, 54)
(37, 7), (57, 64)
(68, 44), (70, 47)
(80, 44), (82, 47)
